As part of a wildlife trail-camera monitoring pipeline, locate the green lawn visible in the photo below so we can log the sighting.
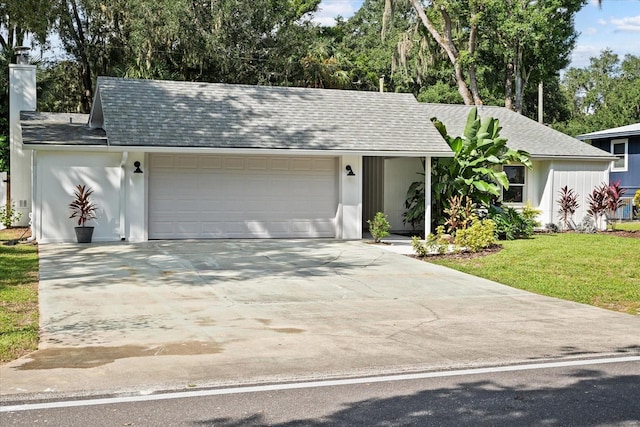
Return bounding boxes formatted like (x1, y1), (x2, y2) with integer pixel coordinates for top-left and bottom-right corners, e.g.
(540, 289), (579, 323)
(0, 228), (39, 363)
(616, 221), (640, 231)
(428, 233), (640, 315)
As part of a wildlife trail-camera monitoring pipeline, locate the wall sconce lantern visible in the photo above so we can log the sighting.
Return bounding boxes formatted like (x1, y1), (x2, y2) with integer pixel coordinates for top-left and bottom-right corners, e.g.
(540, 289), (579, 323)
(134, 161), (143, 174)
(345, 165), (355, 176)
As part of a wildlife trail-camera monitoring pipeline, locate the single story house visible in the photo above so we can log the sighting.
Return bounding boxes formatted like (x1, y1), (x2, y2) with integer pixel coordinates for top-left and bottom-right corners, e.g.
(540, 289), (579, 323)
(420, 104), (617, 227)
(10, 61), (615, 243)
(10, 64), (450, 243)
(577, 123), (640, 219)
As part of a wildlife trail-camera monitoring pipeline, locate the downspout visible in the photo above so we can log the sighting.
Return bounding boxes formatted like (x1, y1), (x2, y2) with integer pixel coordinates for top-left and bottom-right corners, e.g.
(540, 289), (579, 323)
(26, 150), (37, 242)
(119, 152), (128, 241)
(549, 163), (555, 226)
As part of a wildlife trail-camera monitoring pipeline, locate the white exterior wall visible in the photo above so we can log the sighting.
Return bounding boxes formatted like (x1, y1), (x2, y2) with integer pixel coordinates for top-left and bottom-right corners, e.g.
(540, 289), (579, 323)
(383, 157), (424, 232)
(9, 64), (36, 226)
(339, 155), (362, 239)
(33, 151), (147, 243)
(534, 160), (609, 228)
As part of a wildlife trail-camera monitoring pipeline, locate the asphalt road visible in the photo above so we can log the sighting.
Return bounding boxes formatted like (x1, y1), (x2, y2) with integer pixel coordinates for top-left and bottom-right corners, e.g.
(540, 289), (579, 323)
(3, 358), (639, 426)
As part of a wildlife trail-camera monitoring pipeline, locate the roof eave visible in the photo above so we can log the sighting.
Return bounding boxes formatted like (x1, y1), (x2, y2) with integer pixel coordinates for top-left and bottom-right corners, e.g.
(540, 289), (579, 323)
(26, 143), (454, 157)
(529, 154), (617, 161)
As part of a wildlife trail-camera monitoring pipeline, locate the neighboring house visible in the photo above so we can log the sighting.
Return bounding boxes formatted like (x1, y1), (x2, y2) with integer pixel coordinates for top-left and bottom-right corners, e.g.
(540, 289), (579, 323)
(576, 123), (640, 219)
(10, 64), (450, 243)
(421, 104), (616, 227)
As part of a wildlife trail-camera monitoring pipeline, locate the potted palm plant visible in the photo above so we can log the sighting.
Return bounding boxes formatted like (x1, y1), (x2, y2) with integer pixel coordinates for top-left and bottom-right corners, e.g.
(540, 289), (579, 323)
(69, 184), (98, 243)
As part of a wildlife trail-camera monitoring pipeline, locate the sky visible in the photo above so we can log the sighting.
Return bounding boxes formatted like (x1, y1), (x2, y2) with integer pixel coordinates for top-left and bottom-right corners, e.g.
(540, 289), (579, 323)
(312, 0), (640, 70)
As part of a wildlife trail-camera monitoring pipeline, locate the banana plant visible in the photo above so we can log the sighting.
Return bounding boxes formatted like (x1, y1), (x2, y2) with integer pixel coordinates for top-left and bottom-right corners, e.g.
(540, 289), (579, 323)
(405, 107), (531, 230)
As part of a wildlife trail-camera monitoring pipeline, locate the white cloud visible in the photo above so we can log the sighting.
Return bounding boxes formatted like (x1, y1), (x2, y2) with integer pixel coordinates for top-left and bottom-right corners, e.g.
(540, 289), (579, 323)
(583, 27), (598, 35)
(312, 1), (359, 26)
(610, 15), (640, 32)
(597, 18), (607, 26)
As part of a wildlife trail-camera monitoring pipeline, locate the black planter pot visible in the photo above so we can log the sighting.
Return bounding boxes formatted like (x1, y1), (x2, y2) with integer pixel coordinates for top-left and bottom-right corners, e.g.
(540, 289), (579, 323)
(74, 226), (94, 243)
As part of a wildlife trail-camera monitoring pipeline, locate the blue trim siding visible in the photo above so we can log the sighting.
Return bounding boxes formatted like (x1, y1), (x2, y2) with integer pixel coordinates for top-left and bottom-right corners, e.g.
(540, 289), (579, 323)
(592, 136), (640, 194)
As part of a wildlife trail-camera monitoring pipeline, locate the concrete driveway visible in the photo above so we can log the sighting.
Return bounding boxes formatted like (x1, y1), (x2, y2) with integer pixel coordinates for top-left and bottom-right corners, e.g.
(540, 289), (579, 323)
(2, 239), (639, 397)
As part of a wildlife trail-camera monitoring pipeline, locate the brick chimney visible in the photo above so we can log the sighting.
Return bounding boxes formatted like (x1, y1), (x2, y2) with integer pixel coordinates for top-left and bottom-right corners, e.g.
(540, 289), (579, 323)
(9, 46), (37, 226)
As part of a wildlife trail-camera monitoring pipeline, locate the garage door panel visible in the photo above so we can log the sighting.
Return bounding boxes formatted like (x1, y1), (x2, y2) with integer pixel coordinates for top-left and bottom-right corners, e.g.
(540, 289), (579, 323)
(149, 154), (337, 239)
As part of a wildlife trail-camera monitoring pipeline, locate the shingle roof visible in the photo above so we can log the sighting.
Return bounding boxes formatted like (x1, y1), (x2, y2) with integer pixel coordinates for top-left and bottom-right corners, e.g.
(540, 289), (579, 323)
(89, 77), (450, 155)
(420, 104), (615, 160)
(21, 112), (106, 146)
(576, 123), (640, 140)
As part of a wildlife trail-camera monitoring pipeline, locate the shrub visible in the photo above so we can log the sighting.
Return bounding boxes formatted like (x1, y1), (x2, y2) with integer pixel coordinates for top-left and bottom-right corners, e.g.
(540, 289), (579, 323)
(367, 211), (390, 243)
(488, 205), (535, 240)
(576, 216), (597, 234)
(412, 226), (451, 256)
(522, 202), (542, 227)
(545, 223), (560, 233)
(634, 190), (640, 219)
(454, 219), (497, 252)
(69, 184), (98, 227)
(587, 184), (607, 229)
(412, 236), (430, 257)
(605, 180), (626, 230)
(444, 195), (475, 234)
(557, 186), (579, 230)
(0, 202), (22, 228)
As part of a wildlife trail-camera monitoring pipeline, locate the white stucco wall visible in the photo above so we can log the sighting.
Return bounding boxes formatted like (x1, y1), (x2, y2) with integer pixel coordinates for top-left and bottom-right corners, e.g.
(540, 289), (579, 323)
(534, 160), (609, 228)
(339, 155), (362, 239)
(383, 157), (424, 232)
(9, 64), (36, 226)
(33, 151), (147, 243)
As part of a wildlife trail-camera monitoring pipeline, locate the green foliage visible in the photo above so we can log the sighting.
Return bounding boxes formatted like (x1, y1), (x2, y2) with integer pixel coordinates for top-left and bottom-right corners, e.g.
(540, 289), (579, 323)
(68, 185), (98, 227)
(557, 186), (580, 230)
(554, 51), (640, 135)
(521, 202), (542, 227)
(0, 235), (39, 363)
(454, 219), (497, 253)
(367, 211), (390, 243)
(488, 205), (535, 240)
(0, 202), (22, 228)
(429, 107), (531, 227)
(412, 225), (452, 256)
(429, 233), (640, 315)
(0, 135), (7, 172)
(635, 190), (640, 209)
(37, 60), (85, 113)
(403, 160), (425, 229)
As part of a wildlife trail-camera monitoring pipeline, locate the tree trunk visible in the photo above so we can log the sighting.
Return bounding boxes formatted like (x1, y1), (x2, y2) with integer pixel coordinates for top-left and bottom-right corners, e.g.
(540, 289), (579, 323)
(505, 62), (514, 110)
(467, 13), (482, 105)
(515, 44), (523, 114)
(410, 0), (474, 105)
(69, 0), (93, 112)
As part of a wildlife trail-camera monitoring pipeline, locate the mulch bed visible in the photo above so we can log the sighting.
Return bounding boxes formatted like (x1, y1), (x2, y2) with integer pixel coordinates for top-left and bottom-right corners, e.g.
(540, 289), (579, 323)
(603, 230), (640, 239)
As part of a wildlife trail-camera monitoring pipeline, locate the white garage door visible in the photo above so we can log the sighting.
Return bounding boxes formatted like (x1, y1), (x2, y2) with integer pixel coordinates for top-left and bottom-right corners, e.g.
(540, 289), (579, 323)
(149, 154), (338, 239)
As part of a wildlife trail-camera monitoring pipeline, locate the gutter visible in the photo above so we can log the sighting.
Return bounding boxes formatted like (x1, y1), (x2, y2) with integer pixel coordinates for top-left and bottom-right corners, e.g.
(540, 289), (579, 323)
(22, 144), (455, 158)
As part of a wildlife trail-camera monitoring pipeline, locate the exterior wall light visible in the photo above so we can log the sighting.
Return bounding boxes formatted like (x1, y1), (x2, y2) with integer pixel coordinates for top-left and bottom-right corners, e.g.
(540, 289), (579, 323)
(134, 161), (143, 174)
(346, 165), (355, 176)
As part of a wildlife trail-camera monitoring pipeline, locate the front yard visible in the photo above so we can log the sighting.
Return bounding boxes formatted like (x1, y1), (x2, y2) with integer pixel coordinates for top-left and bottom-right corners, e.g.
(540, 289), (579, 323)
(0, 228), (39, 363)
(1, 228), (638, 364)
(428, 232), (640, 315)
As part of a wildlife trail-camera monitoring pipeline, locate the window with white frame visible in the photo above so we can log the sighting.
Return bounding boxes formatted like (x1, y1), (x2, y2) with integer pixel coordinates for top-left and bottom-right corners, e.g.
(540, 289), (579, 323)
(502, 165), (525, 203)
(611, 139), (628, 171)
